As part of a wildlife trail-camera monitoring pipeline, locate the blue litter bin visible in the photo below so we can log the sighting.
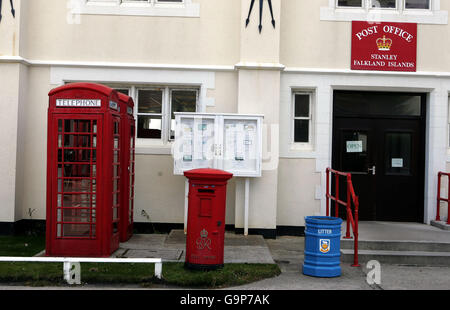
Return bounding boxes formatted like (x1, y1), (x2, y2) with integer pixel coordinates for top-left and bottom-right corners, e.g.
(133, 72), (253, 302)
(302, 216), (343, 278)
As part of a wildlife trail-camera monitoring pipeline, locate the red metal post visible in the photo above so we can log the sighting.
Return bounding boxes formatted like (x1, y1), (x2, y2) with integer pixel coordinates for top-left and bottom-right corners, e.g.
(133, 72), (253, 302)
(352, 196), (360, 267)
(325, 168), (359, 267)
(436, 172), (441, 221)
(344, 175), (352, 239)
(335, 173), (339, 218)
(447, 174), (450, 225)
(326, 168), (330, 217)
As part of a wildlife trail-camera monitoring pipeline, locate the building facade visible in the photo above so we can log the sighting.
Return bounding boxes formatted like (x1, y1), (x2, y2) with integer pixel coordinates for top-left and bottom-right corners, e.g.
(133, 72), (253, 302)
(0, 0), (449, 236)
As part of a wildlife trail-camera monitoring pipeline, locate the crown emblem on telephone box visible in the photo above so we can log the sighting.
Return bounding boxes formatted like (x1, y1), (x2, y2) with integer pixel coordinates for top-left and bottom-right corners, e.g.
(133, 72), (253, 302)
(376, 35), (393, 51)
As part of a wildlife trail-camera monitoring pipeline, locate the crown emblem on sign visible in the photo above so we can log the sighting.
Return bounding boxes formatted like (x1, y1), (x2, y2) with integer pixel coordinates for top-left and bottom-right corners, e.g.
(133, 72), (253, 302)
(200, 229), (208, 238)
(376, 35), (393, 51)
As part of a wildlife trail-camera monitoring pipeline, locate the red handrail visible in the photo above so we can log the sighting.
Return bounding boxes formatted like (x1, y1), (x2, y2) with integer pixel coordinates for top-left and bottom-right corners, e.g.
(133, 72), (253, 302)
(436, 172), (450, 225)
(326, 168), (360, 267)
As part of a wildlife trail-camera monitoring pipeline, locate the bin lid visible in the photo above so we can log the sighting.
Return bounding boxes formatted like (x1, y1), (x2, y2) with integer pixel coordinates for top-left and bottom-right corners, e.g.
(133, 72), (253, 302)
(305, 216), (343, 225)
(184, 168), (233, 181)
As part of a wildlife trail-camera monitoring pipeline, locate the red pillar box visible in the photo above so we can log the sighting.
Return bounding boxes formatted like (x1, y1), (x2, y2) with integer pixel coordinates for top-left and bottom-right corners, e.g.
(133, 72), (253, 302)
(118, 93), (136, 242)
(46, 83), (122, 257)
(184, 169), (233, 270)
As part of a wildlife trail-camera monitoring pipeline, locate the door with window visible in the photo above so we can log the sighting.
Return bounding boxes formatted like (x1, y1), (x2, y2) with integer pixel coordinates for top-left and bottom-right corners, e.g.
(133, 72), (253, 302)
(332, 91), (425, 222)
(50, 115), (103, 254)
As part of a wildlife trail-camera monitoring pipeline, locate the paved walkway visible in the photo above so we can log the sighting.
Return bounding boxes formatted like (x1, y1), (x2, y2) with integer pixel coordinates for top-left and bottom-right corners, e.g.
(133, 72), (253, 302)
(112, 230), (275, 264)
(229, 236), (450, 290)
(3, 222), (450, 290)
(108, 224), (450, 290)
(346, 221), (450, 242)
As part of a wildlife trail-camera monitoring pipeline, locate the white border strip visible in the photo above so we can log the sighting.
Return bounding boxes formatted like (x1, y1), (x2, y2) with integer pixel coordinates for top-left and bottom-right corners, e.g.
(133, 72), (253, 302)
(284, 67), (450, 78)
(0, 56), (234, 72)
(5, 56), (450, 78)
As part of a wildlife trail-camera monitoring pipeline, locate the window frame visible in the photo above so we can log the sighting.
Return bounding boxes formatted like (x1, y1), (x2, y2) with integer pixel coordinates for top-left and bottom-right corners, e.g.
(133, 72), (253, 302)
(121, 85), (199, 145)
(291, 91), (315, 149)
(89, 0), (185, 4)
(336, 0), (365, 8)
(77, 0), (199, 18)
(322, 0), (447, 24)
(136, 87), (165, 141)
(448, 97), (450, 150)
(403, 0), (431, 10)
(336, 0), (430, 10)
(370, 0), (399, 10)
(168, 88), (199, 142)
(120, 0), (184, 6)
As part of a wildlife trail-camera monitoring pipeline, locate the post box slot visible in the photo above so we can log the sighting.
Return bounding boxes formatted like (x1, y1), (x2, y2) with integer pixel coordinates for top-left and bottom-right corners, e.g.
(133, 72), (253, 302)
(198, 189), (215, 194)
(199, 198), (212, 217)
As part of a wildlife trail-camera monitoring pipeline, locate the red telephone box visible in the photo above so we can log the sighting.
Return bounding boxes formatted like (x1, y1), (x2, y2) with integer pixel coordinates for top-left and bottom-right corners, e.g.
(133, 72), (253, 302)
(184, 169), (233, 270)
(46, 83), (122, 257)
(118, 93), (136, 242)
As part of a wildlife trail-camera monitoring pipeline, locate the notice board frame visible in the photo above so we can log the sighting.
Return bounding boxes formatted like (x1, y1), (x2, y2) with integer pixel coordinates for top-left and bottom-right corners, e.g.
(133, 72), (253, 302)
(173, 112), (264, 178)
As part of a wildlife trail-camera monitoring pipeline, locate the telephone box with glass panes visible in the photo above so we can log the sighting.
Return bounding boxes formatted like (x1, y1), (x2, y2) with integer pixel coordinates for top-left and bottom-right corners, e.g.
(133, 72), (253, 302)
(118, 92), (136, 242)
(46, 83), (122, 257)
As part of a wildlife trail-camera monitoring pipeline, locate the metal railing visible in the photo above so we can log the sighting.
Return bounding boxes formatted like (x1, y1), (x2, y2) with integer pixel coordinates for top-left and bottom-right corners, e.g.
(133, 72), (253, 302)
(326, 168), (360, 267)
(436, 172), (450, 224)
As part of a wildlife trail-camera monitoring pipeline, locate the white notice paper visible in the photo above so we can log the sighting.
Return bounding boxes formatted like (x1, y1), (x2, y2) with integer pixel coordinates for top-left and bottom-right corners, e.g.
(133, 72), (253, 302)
(346, 141), (363, 153)
(182, 125), (193, 162)
(193, 122), (204, 160)
(235, 124), (245, 161)
(392, 158), (404, 168)
(225, 124), (235, 160)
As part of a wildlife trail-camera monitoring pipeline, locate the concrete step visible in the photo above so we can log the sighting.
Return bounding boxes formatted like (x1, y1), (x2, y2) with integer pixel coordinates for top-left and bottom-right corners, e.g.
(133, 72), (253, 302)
(430, 220), (450, 231)
(341, 249), (450, 267)
(341, 239), (450, 252)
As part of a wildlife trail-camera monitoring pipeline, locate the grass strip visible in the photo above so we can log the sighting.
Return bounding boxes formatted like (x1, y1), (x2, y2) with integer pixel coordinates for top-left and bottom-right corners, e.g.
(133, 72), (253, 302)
(160, 262), (281, 288)
(0, 235), (281, 288)
(0, 262), (281, 288)
(0, 235), (46, 257)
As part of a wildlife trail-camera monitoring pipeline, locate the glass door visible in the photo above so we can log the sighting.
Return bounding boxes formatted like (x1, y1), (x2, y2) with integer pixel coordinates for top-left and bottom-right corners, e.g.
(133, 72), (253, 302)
(333, 91), (426, 222)
(55, 117), (100, 239)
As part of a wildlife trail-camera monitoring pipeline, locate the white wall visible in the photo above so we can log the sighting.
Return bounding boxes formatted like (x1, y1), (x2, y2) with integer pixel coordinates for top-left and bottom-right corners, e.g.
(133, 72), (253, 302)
(0, 64), (23, 222)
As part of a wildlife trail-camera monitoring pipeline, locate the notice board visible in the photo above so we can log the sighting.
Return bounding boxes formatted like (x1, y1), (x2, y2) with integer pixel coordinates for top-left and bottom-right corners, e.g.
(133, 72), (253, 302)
(173, 113), (263, 177)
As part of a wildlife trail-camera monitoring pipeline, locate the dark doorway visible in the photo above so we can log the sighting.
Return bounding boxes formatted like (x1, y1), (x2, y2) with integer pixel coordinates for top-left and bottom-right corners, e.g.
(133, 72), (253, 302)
(332, 91), (426, 222)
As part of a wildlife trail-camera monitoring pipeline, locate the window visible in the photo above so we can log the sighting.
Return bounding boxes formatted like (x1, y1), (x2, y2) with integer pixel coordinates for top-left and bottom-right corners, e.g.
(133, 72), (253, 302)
(76, 0), (200, 17)
(405, 0), (430, 9)
(89, 0), (183, 4)
(322, 0), (447, 24)
(120, 0), (184, 3)
(448, 97), (450, 149)
(292, 92), (313, 144)
(372, 0), (397, 8)
(113, 86), (198, 143)
(336, 0), (430, 9)
(337, 0), (364, 7)
(169, 89), (197, 139)
(137, 89), (164, 139)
